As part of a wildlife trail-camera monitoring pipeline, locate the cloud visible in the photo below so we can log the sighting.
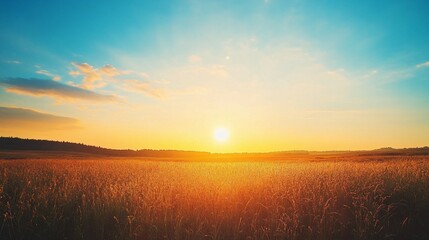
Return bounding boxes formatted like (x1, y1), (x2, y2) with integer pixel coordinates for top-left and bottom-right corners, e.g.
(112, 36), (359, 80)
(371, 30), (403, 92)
(0, 78), (118, 102)
(69, 70), (80, 76)
(99, 64), (121, 77)
(122, 79), (203, 99)
(5, 60), (21, 64)
(0, 106), (80, 130)
(70, 62), (104, 89)
(69, 62), (170, 99)
(416, 61), (429, 68)
(68, 62), (178, 100)
(36, 69), (62, 81)
(70, 62), (128, 89)
(122, 79), (167, 99)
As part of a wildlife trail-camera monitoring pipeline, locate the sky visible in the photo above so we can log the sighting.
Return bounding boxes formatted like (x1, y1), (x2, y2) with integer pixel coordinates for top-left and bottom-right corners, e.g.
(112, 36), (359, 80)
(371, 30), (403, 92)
(0, 0), (428, 152)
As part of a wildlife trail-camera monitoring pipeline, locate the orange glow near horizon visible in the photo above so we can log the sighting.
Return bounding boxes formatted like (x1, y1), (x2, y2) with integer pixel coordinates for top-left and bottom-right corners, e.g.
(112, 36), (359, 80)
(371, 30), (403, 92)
(1, 0), (429, 154)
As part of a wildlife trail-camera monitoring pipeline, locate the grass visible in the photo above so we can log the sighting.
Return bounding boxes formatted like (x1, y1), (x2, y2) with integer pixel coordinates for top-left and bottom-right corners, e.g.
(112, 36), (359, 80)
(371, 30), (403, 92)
(0, 156), (428, 240)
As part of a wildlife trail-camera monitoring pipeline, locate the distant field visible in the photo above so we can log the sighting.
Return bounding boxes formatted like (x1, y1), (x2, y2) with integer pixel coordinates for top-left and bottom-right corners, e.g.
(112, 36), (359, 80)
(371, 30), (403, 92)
(0, 155), (428, 240)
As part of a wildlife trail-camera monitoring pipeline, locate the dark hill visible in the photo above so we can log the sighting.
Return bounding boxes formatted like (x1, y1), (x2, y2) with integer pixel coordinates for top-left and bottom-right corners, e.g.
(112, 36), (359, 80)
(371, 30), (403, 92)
(1, 137), (428, 159)
(0, 137), (210, 158)
(362, 146), (429, 156)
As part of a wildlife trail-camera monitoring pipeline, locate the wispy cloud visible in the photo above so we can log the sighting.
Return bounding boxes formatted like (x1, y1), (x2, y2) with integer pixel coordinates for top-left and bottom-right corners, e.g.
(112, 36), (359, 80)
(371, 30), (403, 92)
(122, 79), (167, 99)
(0, 78), (118, 103)
(416, 61), (429, 68)
(0, 106), (80, 130)
(70, 62), (169, 99)
(70, 62), (104, 89)
(36, 69), (61, 81)
(99, 64), (122, 77)
(5, 60), (21, 64)
(70, 62), (132, 89)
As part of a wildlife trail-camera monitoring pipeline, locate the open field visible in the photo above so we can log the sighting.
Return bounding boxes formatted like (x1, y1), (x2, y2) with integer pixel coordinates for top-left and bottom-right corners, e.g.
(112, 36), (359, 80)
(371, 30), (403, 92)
(1, 155), (429, 240)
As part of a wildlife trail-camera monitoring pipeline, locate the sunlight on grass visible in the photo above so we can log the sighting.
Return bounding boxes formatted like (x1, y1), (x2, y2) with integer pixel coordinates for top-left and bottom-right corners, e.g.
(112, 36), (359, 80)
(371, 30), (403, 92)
(1, 157), (429, 239)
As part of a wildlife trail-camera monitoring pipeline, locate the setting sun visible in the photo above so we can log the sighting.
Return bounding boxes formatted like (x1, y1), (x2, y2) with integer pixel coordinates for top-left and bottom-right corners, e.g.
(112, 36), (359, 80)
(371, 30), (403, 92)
(1, 1), (429, 239)
(213, 127), (229, 143)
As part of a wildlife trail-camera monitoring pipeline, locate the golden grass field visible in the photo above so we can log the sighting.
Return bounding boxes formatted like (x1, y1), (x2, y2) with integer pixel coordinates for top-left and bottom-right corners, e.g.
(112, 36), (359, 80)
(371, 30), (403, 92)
(1, 155), (428, 240)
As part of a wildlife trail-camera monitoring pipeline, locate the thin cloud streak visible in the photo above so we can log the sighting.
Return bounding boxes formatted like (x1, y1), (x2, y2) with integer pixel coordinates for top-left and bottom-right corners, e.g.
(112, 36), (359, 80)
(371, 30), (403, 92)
(69, 62), (171, 100)
(36, 69), (61, 81)
(0, 106), (80, 130)
(5, 60), (21, 64)
(416, 61), (429, 68)
(122, 79), (167, 99)
(0, 78), (119, 103)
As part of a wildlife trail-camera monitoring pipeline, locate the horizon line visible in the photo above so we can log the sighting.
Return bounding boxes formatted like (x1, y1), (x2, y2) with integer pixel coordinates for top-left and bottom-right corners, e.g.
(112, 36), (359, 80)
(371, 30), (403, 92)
(1, 136), (428, 155)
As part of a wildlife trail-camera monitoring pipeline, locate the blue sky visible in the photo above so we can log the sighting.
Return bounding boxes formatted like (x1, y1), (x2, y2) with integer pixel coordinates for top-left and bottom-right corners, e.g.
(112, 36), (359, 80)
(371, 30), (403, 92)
(0, 0), (428, 151)
(2, 0), (428, 67)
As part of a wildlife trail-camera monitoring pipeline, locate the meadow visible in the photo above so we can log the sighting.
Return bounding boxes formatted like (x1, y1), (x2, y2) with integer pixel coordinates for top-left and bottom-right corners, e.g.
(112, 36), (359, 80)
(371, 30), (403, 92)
(0, 155), (428, 240)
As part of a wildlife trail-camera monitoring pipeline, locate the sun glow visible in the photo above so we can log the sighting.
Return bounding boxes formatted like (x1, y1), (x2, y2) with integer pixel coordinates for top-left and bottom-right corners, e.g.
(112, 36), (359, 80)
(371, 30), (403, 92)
(213, 127), (229, 143)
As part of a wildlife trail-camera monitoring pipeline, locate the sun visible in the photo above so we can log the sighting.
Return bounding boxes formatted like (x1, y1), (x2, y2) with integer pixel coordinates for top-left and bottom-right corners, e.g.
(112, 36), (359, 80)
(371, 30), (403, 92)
(213, 127), (229, 143)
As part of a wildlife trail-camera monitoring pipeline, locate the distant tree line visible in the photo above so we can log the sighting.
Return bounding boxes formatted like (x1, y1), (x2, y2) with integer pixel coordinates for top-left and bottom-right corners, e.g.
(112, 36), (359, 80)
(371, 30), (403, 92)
(358, 146), (429, 156)
(0, 137), (211, 158)
(0, 137), (428, 158)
